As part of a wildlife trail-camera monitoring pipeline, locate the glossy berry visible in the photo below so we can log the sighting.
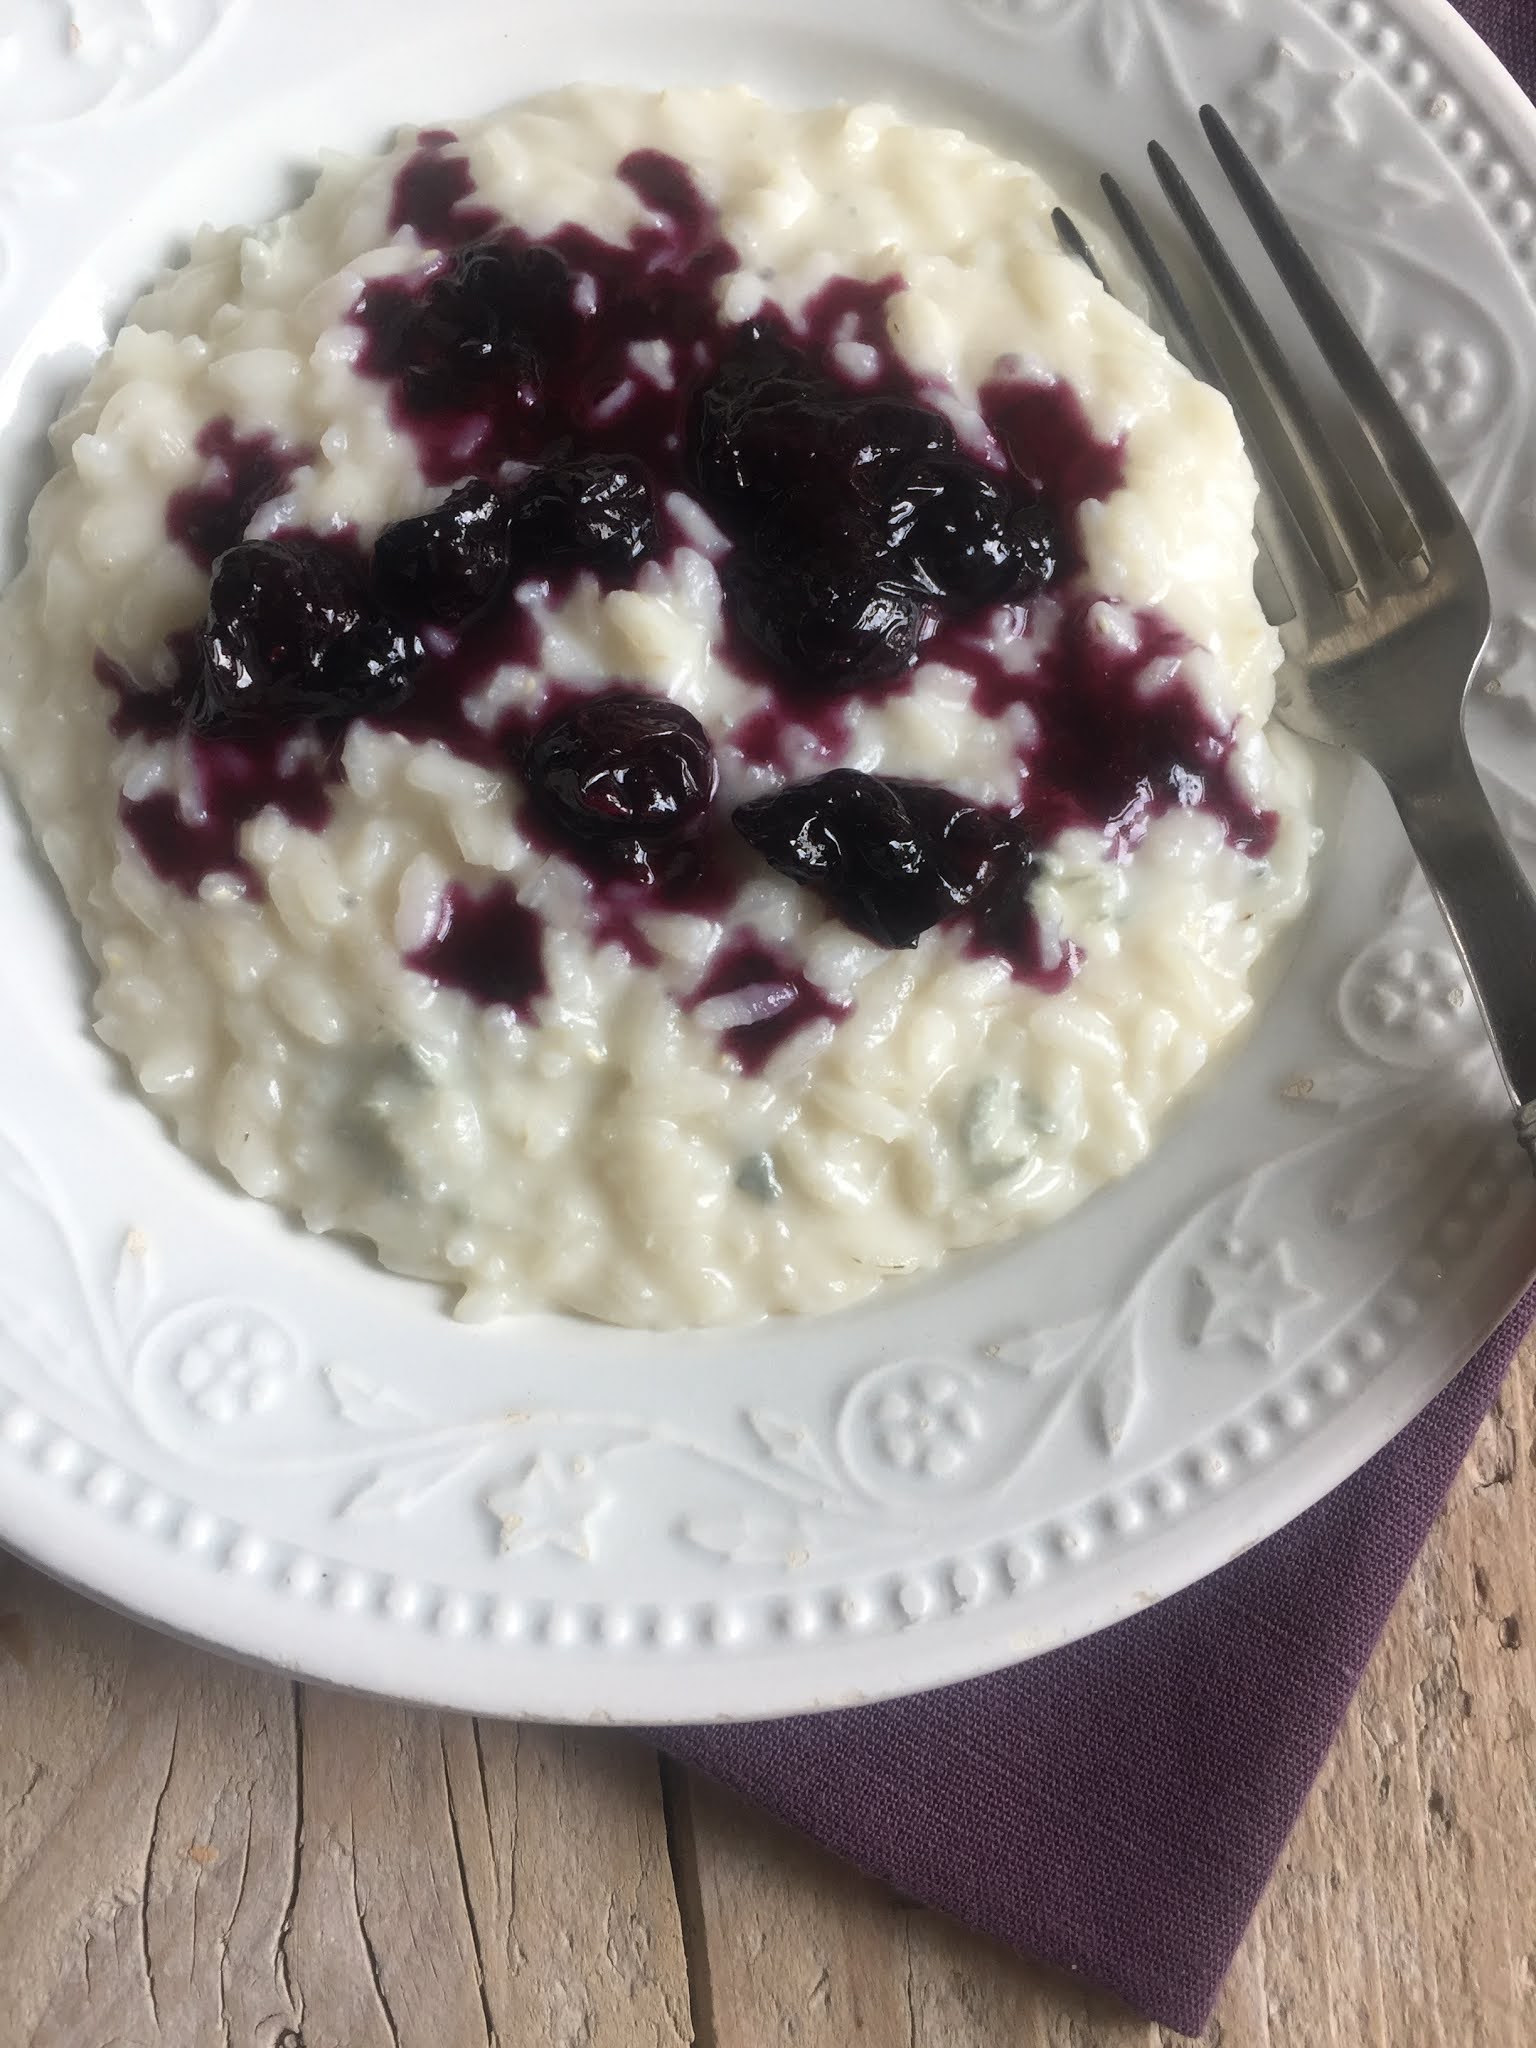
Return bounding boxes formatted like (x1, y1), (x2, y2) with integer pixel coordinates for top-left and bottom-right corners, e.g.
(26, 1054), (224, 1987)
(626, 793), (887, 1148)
(689, 319), (1076, 685)
(403, 237), (574, 413)
(687, 323), (803, 516)
(728, 555), (924, 694)
(524, 692), (718, 880)
(457, 240), (577, 349)
(888, 457), (1019, 606)
(884, 458), (1065, 608)
(1005, 496), (1061, 592)
(750, 496), (897, 585)
(838, 396), (956, 495)
(508, 455), (658, 575)
(689, 326), (954, 534)
(185, 537), (425, 733)
(372, 479), (513, 624)
(733, 768), (1020, 948)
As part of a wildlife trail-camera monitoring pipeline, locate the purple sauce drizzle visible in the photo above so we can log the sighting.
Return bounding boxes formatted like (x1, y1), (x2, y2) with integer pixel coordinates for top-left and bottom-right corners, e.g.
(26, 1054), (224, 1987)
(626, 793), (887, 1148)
(165, 419), (310, 569)
(100, 633), (336, 899)
(121, 724), (332, 899)
(403, 879), (546, 1015)
(97, 647), (183, 742)
(387, 132), (499, 245)
(686, 938), (847, 1074)
(981, 376), (1126, 531)
(103, 137), (1277, 1036)
(354, 144), (742, 488)
(516, 808), (742, 969)
(970, 602), (1276, 862)
(963, 870), (1085, 995)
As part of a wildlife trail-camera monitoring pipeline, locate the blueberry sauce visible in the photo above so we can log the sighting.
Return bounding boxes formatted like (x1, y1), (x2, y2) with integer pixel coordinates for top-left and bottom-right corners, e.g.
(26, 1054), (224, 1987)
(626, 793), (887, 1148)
(105, 138), (1277, 1008)
(686, 938), (847, 1074)
(97, 647), (184, 742)
(568, 834), (740, 969)
(961, 861), (1084, 994)
(120, 723), (333, 899)
(100, 633), (336, 899)
(165, 419), (311, 570)
(980, 377), (1125, 535)
(354, 144), (740, 488)
(403, 879), (547, 1015)
(970, 601), (1276, 861)
(388, 132), (499, 245)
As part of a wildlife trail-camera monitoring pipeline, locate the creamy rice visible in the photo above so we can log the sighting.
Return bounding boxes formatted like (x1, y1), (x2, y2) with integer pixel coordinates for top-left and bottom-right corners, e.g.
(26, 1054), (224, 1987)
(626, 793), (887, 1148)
(0, 86), (1315, 1327)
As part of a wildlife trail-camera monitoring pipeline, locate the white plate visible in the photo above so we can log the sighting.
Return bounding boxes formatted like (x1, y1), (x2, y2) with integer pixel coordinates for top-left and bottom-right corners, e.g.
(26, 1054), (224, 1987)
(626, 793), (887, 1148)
(1, 0), (1534, 1723)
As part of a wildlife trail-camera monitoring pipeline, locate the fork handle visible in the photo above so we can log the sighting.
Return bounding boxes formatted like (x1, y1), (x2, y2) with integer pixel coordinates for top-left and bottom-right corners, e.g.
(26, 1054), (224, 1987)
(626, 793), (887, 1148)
(1384, 732), (1536, 1172)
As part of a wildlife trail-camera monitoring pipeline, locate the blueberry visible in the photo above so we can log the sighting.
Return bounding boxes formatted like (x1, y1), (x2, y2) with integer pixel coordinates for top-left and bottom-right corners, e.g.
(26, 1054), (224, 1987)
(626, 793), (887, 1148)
(837, 396), (955, 495)
(372, 479), (513, 624)
(405, 322), (540, 418)
(1006, 497), (1061, 592)
(897, 780), (1028, 902)
(508, 455), (658, 575)
(886, 458), (1064, 608)
(726, 555), (925, 693)
(888, 457), (1019, 606)
(688, 323), (952, 534)
(687, 323), (803, 514)
(457, 240), (577, 351)
(326, 612), (429, 710)
(688, 321), (1062, 680)
(733, 768), (1019, 947)
(692, 388), (842, 526)
(401, 237), (574, 413)
(185, 537), (425, 733)
(524, 692), (718, 879)
(750, 495), (897, 585)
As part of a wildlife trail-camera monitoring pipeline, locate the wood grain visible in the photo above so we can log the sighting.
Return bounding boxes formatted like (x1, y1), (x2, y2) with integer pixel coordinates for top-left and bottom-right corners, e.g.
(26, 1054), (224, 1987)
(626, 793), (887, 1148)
(0, 1579), (691, 2047)
(2, 1334), (1533, 2047)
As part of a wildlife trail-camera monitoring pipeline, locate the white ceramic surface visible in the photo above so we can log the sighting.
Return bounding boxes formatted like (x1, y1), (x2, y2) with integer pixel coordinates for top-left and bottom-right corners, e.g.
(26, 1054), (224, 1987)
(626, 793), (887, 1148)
(0, 0), (1534, 1724)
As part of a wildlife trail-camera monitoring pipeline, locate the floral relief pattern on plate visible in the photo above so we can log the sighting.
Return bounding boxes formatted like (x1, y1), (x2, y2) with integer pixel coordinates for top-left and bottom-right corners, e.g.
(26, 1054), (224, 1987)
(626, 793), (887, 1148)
(0, 826), (1510, 1584)
(0, 0), (1533, 1721)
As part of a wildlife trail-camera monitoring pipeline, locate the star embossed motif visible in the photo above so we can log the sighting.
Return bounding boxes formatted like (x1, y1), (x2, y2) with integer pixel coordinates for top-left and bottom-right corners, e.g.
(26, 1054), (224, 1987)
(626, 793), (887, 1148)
(1236, 42), (1356, 165)
(485, 1453), (612, 1559)
(1189, 1235), (1318, 1356)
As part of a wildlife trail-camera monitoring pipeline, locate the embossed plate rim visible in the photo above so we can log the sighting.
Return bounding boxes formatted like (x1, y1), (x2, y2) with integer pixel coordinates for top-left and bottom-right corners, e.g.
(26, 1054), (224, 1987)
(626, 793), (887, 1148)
(0, 0), (1533, 1720)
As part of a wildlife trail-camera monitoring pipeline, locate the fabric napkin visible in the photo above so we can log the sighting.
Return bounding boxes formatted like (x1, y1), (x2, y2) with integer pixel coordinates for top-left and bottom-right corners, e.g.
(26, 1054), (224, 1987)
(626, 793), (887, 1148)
(656, 8), (1536, 2032)
(1465, 2), (1535, 83)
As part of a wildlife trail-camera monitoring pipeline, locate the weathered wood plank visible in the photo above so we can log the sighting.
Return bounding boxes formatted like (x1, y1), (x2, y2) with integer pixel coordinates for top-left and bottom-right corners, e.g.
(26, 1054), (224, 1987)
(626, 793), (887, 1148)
(0, 1564), (691, 2047)
(469, 1719), (695, 2048)
(668, 1762), (920, 2045)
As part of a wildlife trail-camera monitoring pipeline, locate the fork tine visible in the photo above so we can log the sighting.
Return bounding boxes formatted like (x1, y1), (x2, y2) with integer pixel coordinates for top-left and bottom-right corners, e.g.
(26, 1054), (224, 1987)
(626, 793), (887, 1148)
(1050, 206), (1109, 289)
(1145, 141), (1418, 585)
(1199, 104), (1458, 548)
(1097, 176), (1333, 634)
(1096, 178), (1220, 385)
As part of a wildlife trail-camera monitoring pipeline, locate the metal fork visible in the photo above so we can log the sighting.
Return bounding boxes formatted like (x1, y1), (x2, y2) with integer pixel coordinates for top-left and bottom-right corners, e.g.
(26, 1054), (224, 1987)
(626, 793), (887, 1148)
(1057, 107), (1536, 1171)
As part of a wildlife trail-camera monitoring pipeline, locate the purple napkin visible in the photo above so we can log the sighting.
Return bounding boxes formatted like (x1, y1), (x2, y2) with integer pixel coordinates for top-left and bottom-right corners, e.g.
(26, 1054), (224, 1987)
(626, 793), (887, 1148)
(656, 12), (1536, 2032)
(660, 1290), (1533, 2033)
(1464, 2), (1536, 83)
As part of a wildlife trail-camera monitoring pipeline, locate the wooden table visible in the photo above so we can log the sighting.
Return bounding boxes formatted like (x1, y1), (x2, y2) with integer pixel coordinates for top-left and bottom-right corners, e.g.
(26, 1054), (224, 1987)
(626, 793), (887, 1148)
(2, 1338), (1533, 2048)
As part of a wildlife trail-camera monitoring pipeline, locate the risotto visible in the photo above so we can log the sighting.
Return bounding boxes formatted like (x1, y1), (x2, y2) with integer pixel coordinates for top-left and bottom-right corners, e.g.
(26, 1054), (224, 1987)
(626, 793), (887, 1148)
(0, 86), (1315, 1327)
